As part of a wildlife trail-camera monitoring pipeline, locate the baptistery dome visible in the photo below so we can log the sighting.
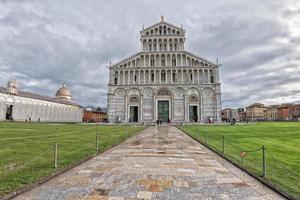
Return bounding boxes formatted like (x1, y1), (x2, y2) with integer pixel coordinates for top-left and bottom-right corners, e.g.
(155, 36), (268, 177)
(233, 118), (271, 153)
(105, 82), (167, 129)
(55, 84), (72, 100)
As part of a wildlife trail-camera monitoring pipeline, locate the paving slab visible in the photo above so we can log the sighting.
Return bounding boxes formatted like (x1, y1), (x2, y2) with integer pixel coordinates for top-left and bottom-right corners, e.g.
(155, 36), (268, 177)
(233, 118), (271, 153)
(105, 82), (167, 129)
(12, 126), (285, 200)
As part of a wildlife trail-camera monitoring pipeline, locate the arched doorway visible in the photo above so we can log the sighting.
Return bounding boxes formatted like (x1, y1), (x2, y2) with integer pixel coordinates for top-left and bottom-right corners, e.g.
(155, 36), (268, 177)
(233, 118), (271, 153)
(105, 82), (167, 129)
(156, 88), (172, 122)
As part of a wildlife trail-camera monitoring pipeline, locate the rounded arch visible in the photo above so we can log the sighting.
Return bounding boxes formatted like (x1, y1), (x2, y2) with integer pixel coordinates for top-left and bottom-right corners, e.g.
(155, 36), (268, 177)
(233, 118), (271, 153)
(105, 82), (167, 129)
(188, 95), (199, 103)
(187, 87), (200, 95)
(129, 95), (139, 103)
(114, 88), (126, 97)
(156, 87), (173, 96)
(127, 88), (140, 96)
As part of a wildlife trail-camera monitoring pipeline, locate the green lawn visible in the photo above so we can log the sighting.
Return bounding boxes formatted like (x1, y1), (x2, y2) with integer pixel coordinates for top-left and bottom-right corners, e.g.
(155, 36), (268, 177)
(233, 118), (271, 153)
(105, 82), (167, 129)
(179, 122), (300, 199)
(0, 122), (144, 197)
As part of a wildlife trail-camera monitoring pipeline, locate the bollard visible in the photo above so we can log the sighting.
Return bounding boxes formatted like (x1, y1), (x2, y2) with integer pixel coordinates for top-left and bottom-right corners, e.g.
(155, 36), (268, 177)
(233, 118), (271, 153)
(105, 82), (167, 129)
(96, 135), (99, 151)
(262, 145), (266, 178)
(54, 143), (58, 169)
(222, 135), (225, 154)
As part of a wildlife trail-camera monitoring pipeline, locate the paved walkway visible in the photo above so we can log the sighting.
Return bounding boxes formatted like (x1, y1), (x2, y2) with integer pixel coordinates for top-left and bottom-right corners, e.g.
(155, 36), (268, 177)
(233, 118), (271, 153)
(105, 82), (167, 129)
(14, 127), (284, 200)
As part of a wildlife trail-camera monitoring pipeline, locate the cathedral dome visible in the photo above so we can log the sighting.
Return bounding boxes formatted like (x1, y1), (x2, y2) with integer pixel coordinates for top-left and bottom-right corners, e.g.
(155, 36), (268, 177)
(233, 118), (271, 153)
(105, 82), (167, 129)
(55, 84), (72, 100)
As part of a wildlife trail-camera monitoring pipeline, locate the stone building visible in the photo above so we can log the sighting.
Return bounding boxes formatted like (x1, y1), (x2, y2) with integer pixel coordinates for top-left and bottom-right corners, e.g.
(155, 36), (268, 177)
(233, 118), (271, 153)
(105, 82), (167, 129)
(265, 105), (279, 121)
(0, 77), (83, 122)
(277, 104), (291, 121)
(289, 104), (300, 120)
(245, 103), (267, 121)
(107, 16), (222, 124)
(83, 108), (108, 123)
(221, 108), (239, 122)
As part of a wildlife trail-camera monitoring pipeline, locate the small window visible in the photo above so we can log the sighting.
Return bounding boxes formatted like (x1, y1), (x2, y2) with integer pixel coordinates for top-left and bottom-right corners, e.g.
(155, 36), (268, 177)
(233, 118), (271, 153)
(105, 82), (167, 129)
(161, 72), (166, 82)
(161, 59), (165, 66)
(210, 76), (214, 83)
(151, 73), (154, 82)
(172, 73), (176, 82)
(190, 74), (193, 81)
(134, 75), (137, 82)
(164, 44), (167, 51)
(174, 43), (177, 51)
(114, 78), (118, 85)
(172, 58), (176, 66)
(150, 59), (155, 66)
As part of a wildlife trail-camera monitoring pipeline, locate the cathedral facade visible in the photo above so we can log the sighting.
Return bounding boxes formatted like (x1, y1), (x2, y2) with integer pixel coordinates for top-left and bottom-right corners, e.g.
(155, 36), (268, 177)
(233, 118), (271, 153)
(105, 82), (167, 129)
(107, 17), (221, 124)
(0, 77), (83, 122)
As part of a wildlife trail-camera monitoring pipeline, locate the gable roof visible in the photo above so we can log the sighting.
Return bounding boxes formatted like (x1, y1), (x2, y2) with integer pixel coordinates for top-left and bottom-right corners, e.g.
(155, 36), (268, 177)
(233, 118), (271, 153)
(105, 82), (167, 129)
(111, 50), (217, 67)
(0, 86), (81, 107)
(142, 21), (184, 33)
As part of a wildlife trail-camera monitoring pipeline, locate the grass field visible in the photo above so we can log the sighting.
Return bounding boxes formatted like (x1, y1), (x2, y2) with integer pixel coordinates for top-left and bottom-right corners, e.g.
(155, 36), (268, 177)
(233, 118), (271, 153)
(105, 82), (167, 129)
(179, 122), (300, 199)
(0, 122), (144, 197)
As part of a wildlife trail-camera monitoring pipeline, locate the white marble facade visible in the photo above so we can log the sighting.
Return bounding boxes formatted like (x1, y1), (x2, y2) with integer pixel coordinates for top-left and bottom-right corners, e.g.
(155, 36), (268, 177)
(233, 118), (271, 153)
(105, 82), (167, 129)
(0, 77), (83, 122)
(107, 17), (221, 124)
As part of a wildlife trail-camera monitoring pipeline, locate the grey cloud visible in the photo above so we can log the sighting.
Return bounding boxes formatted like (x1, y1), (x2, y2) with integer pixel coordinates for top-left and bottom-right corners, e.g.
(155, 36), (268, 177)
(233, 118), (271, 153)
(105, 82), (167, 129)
(0, 0), (299, 108)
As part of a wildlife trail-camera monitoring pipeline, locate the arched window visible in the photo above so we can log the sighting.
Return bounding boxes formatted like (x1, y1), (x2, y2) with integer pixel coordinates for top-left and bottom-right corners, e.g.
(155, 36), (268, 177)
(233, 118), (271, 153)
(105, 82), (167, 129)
(172, 58), (176, 66)
(114, 72), (118, 84)
(150, 58), (155, 66)
(174, 43), (177, 51)
(134, 75), (137, 82)
(161, 59), (165, 66)
(172, 73), (176, 82)
(210, 75), (214, 83)
(164, 43), (167, 51)
(170, 44), (173, 51)
(161, 72), (166, 82)
(151, 73), (154, 82)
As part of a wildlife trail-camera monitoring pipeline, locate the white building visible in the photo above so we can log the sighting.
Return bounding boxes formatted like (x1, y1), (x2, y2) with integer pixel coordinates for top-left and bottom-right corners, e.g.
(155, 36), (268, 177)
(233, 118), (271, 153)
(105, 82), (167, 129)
(0, 77), (83, 122)
(107, 16), (221, 124)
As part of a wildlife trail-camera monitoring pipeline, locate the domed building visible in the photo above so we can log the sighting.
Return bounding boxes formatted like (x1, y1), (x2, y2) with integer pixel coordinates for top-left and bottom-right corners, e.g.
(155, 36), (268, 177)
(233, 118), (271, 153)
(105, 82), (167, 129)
(0, 78), (83, 122)
(55, 84), (73, 101)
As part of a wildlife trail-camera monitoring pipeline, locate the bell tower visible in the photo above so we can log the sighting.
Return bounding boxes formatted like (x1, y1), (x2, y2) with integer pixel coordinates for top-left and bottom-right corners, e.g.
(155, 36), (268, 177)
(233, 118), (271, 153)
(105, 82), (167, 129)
(7, 76), (19, 95)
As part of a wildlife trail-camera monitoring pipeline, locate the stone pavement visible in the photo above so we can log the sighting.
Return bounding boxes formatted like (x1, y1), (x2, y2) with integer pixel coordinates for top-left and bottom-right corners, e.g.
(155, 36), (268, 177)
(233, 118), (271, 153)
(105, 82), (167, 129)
(13, 126), (285, 200)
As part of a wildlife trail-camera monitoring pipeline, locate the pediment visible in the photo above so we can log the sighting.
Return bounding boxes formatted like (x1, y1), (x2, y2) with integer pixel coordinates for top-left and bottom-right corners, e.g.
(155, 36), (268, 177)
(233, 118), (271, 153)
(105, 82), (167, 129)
(141, 22), (185, 36)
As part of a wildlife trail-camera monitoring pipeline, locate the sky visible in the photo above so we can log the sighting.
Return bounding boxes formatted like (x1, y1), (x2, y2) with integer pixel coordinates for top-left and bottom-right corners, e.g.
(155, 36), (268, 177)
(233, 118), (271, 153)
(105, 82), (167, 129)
(0, 0), (300, 108)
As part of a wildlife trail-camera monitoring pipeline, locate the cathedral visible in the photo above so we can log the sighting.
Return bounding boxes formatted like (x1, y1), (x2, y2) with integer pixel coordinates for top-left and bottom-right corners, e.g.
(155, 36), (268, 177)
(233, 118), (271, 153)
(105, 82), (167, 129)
(0, 77), (83, 122)
(107, 17), (221, 124)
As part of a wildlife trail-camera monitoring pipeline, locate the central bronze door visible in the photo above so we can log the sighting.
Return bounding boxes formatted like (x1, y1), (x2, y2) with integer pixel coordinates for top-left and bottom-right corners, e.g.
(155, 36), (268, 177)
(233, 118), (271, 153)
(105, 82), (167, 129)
(158, 101), (169, 122)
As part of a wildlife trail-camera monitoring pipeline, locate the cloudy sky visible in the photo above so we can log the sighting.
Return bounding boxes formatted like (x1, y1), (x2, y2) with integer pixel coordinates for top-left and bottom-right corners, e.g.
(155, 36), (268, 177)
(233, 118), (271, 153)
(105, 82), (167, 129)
(0, 0), (300, 108)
